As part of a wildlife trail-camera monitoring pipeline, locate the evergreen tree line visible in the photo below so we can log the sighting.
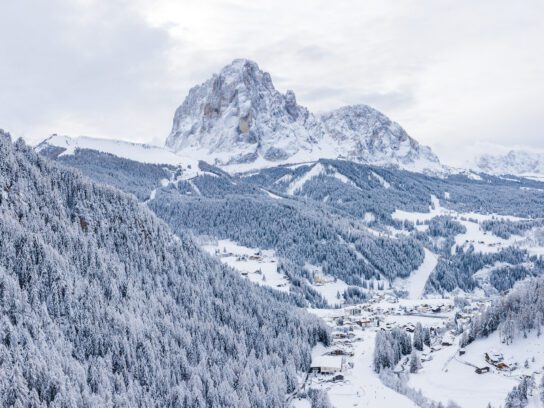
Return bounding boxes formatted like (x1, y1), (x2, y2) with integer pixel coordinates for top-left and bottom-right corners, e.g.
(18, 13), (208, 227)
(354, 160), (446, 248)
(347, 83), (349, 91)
(503, 375), (541, 408)
(481, 218), (544, 240)
(57, 149), (175, 201)
(427, 245), (539, 293)
(373, 328), (412, 372)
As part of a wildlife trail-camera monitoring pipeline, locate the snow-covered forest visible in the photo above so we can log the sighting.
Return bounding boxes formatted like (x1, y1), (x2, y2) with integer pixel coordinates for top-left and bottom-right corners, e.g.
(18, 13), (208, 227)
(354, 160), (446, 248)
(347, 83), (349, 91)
(0, 132), (330, 407)
(460, 277), (544, 347)
(2, 4), (544, 403)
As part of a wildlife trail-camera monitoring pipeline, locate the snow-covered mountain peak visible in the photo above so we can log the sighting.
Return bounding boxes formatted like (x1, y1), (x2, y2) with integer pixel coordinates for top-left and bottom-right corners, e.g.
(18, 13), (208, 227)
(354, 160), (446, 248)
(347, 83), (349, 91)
(319, 104), (441, 171)
(165, 59), (444, 174)
(165, 58), (322, 166)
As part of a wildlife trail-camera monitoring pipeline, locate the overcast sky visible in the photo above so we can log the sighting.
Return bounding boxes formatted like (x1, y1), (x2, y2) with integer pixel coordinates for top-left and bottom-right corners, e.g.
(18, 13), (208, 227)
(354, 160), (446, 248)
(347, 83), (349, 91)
(2, 0), (543, 166)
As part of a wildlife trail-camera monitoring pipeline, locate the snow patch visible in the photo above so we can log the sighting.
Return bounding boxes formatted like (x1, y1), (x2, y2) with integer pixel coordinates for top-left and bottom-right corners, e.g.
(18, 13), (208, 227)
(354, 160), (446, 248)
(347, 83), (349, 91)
(287, 163), (327, 194)
(370, 171), (391, 189)
(287, 163), (361, 195)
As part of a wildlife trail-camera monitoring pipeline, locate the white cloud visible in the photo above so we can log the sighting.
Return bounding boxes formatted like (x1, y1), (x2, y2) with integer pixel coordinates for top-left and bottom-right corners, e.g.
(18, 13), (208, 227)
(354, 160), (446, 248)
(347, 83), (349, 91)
(2, 0), (543, 166)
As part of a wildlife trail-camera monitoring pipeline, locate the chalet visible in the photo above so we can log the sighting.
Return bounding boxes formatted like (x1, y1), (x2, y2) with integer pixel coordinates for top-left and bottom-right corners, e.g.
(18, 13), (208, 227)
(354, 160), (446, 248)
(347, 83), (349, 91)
(327, 349), (354, 357)
(495, 362), (509, 370)
(241, 271), (249, 276)
(475, 367), (490, 374)
(346, 307), (362, 316)
(355, 319), (373, 328)
(459, 348), (466, 356)
(404, 323), (415, 333)
(421, 353), (433, 362)
(310, 356), (343, 374)
(485, 352), (504, 365)
(332, 374), (344, 382)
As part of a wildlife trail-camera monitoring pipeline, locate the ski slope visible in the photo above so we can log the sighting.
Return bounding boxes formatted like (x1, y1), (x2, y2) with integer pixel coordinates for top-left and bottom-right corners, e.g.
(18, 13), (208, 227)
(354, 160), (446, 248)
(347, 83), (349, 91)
(397, 248), (438, 299)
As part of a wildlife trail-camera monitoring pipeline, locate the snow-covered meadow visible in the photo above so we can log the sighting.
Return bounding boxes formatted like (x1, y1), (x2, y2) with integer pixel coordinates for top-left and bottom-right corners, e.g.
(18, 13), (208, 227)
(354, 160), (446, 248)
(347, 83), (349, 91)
(201, 239), (290, 292)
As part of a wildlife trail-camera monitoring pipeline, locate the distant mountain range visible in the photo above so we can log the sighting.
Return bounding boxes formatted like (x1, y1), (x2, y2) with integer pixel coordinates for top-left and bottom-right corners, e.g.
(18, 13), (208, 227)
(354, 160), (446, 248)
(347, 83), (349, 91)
(474, 149), (544, 177)
(36, 59), (544, 180)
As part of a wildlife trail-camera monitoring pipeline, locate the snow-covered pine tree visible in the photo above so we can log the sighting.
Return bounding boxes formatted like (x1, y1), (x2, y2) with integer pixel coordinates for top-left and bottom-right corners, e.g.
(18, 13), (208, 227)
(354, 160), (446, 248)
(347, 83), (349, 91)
(409, 350), (421, 373)
(413, 323), (424, 351)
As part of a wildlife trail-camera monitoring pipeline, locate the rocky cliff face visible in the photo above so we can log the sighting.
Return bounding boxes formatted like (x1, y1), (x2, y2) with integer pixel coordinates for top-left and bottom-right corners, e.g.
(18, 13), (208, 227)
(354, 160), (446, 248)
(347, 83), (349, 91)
(165, 59), (323, 165)
(166, 59), (442, 172)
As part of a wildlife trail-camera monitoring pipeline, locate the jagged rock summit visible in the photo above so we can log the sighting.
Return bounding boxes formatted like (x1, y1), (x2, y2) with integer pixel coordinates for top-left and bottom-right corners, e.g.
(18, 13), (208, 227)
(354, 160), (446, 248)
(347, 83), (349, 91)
(166, 59), (442, 173)
(165, 59), (323, 166)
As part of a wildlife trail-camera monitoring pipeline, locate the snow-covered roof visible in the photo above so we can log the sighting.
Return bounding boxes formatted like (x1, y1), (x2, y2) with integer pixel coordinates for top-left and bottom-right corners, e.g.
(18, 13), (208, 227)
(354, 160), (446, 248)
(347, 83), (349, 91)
(311, 356), (342, 369)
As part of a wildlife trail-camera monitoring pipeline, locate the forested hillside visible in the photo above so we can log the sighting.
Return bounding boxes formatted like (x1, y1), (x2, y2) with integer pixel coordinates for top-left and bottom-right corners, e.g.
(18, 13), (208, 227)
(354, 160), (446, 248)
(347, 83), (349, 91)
(460, 276), (544, 347)
(53, 150), (426, 293)
(0, 132), (329, 407)
(45, 146), (544, 299)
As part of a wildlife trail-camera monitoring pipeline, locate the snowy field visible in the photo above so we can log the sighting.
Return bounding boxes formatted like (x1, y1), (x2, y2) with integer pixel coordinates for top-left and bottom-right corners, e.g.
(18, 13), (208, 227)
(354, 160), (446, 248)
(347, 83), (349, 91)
(409, 331), (544, 407)
(201, 239), (290, 292)
(37, 134), (200, 167)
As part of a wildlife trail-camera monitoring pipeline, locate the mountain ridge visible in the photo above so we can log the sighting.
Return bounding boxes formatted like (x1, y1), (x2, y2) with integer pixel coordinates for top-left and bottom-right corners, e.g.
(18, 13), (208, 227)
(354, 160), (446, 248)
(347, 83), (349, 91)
(165, 59), (443, 173)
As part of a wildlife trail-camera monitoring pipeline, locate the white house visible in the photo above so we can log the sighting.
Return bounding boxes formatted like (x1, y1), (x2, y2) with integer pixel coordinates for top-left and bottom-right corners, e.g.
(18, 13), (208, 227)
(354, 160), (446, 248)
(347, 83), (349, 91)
(311, 356), (343, 374)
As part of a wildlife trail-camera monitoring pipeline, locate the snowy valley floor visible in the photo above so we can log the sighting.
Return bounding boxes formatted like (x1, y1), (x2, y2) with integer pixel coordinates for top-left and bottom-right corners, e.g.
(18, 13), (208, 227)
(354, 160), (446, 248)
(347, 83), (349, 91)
(300, 299), (544, 408)
(200, 231), (544, 407)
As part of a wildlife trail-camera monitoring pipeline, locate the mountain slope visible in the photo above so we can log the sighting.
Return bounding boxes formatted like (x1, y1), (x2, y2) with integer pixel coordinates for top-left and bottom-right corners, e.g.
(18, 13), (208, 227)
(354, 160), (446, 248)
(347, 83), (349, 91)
(165, 59), (442, 173)
(0, 131), (328, 407)
(36, 134), (196, 166)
